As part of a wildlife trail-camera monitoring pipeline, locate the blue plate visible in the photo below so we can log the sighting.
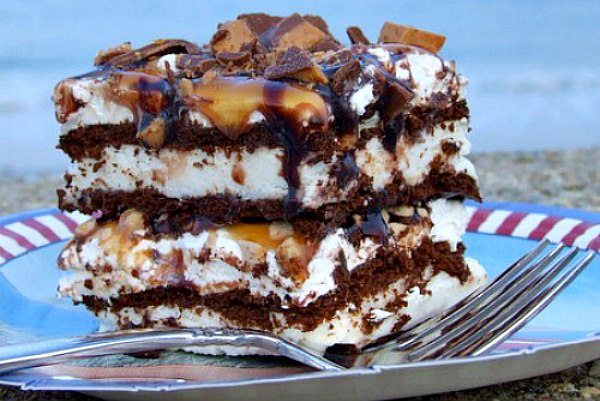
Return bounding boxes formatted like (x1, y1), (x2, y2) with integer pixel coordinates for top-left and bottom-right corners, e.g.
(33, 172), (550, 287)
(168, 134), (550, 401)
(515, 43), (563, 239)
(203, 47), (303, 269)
(0, 202), (598, 400)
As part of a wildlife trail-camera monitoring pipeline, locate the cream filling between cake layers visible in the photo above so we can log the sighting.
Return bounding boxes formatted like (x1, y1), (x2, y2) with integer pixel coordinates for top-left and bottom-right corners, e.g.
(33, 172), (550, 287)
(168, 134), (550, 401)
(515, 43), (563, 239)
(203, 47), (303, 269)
(58, 199), (469, 308)
(95, 258), (486, 354)
(61, 119), (476, 209)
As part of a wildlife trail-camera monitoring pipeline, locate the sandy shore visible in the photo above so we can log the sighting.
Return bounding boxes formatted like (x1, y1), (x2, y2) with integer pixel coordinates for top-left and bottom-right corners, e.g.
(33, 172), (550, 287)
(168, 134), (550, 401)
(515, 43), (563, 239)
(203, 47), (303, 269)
(0, 147), (598, 400)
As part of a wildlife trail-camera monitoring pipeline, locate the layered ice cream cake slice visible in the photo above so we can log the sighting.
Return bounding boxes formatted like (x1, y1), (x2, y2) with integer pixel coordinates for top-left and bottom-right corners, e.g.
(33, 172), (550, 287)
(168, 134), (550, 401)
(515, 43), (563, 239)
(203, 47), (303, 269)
(54, 13), (486, 354)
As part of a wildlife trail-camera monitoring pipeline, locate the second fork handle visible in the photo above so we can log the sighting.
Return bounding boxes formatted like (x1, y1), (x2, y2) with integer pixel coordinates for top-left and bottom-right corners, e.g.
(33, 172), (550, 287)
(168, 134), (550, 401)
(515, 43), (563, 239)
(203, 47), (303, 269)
(0, 328), (343, 373)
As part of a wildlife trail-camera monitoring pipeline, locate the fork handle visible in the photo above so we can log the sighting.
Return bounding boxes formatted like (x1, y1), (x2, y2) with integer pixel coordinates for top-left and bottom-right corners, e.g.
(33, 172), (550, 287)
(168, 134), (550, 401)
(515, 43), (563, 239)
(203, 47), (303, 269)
(0, 328), (342, 373)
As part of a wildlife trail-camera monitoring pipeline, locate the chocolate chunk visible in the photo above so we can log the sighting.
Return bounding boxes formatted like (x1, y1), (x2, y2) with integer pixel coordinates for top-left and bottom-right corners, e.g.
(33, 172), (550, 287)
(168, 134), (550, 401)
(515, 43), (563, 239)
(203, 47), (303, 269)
(94, 43), (133, 66)
(107, 39), (200, 68)
(378, 22), (445, 53)
(238, 13), (282, 36)
(381, 80), (413, 121)
(267, 13), (329, 51)
(176, 55), (217, 78)
(264, 46), (328, 84)
(215, 51), (252, 67)
(332, 58), (361, 95)
(309, 38), (343, 53)
(303, 15), (332, 35)
(346, 26), (370, 44)
(211, 19), (257, 54)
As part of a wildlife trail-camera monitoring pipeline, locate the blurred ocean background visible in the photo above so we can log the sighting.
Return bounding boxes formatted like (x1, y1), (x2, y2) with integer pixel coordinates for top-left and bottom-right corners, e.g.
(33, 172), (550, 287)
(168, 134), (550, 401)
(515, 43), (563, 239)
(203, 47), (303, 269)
(1, 0), (599, 175)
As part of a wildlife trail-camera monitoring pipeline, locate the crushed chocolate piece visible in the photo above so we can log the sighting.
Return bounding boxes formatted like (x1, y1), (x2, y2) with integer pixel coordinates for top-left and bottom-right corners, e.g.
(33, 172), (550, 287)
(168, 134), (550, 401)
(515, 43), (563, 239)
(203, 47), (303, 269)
(238, 13), (282, 36)
(264, 46), (328, 84)
(94, 43), (133, 66)
(176, 55), (217, 78)
(107, 39), (200, 68)
(378, 22), (446, 53)
(331, 58), (361, 95)
(302, 15), (332, 35)
(267, 13), (329, 51)
(215, 51), (252, 67)
(211, 19), (257, 54)
(308, 37), (343, 53)
(346, 26), (370, 44)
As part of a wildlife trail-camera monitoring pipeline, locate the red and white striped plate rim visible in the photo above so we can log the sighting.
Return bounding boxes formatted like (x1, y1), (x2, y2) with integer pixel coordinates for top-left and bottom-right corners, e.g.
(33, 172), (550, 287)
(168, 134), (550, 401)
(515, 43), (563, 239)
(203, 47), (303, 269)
(0, 206), (598, 267)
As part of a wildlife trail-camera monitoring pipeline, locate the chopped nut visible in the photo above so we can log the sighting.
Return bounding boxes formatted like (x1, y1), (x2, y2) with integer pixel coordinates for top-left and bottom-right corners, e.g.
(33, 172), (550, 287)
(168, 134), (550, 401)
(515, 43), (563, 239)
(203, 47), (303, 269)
(339, 133), (358, 150)
(211, 20), (257, 54)
(231, 161), (246, 185)
(118, 210), (145, 236)
(94, 43), (133, 66)
(378, 22), (446, 53)
(53, 81), (83, 124)
(389, 205), (414, 217)
(74, 219), (98, 237)
(389, 222), (407, 235)
(269, 222), (294, 242)
(346, 26), (370, 44)
(137, 118), (166, 149)
(276, 237), (311, 283)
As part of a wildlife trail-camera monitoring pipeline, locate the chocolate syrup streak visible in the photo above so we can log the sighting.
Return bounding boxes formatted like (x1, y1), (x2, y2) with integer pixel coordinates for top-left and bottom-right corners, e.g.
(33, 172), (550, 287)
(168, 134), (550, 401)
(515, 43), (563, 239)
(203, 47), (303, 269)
(359, 212), (390, 245)
(263, 80), (303, 218)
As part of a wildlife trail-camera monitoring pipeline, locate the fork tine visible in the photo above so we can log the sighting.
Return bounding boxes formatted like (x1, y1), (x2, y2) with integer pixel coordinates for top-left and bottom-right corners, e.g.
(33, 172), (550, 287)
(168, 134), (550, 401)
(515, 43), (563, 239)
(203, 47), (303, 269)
(452, 250), (596, 357)
(428, 247), (580, 359)
(404, 243), (569, 359)
(381, 240), (553, 352)
(396, 242), (564, 355)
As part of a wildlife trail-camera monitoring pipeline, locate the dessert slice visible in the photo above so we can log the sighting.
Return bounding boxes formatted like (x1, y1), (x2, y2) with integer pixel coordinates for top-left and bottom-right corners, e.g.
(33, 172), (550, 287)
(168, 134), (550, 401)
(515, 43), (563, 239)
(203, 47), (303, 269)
(58, 200), (485, 353)
(53, 13), (487, 355)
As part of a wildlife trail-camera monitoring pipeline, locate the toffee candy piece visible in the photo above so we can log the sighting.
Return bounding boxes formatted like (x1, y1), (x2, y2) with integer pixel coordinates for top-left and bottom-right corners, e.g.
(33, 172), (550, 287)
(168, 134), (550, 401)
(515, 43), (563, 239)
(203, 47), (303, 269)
(379, 22), (446, 53)
(347, 26), (370, 44)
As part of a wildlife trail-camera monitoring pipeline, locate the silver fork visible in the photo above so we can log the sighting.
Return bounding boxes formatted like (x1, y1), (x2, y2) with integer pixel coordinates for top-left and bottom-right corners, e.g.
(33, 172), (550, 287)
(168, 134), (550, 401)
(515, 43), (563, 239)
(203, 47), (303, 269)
(0, 241), (594, 373)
